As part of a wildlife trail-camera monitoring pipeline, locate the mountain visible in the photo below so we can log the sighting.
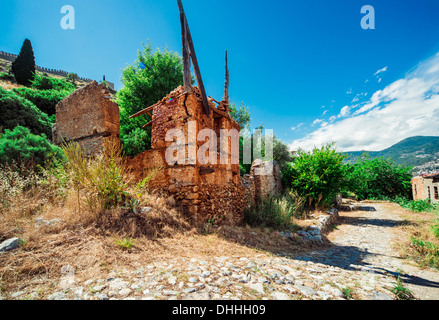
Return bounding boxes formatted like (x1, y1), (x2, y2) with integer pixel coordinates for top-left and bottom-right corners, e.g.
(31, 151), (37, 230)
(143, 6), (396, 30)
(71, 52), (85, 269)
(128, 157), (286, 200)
(343, 136), (439, 174)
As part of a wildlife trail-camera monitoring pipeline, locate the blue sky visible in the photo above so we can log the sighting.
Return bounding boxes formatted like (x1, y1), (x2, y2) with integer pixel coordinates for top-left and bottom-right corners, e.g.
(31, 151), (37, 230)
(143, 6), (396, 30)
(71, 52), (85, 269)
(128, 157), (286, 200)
(2, 0), (439, 151)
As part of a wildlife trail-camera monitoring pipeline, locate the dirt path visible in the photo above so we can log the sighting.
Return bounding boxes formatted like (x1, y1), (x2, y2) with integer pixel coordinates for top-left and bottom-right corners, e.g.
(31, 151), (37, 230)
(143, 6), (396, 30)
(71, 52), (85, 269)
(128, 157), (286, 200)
(296, 202), (439, 300)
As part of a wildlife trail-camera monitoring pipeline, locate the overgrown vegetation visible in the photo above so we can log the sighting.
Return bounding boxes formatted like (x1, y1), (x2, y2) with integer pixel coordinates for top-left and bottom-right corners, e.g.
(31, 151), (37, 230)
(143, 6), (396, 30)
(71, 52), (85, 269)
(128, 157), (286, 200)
(0, 126), (64, 168)
(282, 144), (346, 209)
(117, 42), (185, 157)
(344, 155), (413, 200)
(244, 192), (305, 230)
(0, 87), (52, 138)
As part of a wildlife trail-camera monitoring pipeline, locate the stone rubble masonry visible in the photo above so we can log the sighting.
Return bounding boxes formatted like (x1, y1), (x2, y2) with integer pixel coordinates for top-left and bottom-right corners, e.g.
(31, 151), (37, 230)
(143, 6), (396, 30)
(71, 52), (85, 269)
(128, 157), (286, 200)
(52, 83), (285, 224)
(53, 81), (120, 155)
(125, 86), (247, 224)
(243, 159), (283, 204)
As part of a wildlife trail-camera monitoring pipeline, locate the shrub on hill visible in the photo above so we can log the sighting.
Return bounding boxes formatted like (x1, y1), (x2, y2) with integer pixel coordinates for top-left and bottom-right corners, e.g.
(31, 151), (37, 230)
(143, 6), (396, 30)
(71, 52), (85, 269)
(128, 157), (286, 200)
(0, 87), (52, 138)
(31, 74), (76, 92)
(0, 126), (64, 168)
(13, 87), (71, 116)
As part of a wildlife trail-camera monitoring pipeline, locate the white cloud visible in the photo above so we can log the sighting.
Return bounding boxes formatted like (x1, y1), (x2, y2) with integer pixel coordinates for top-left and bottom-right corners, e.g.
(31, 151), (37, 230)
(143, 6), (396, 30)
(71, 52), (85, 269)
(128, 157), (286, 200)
(374, 66), (388, 76)
(291, 122), (304, 131)
(337, 106), (350, 118)
(312, 119), (323, 127)
(322, 110), (328, 116)
(290, 53), (439, 152)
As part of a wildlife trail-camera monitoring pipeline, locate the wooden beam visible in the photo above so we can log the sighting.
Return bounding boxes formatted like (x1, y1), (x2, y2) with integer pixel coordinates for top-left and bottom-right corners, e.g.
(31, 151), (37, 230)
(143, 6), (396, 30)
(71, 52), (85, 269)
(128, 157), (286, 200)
(142, 121), (153, 129)
(177, 0), (210, 116)
(129, 104), (156, 119)
(224, 50), (229, 110)
(178, 0), (191, 92)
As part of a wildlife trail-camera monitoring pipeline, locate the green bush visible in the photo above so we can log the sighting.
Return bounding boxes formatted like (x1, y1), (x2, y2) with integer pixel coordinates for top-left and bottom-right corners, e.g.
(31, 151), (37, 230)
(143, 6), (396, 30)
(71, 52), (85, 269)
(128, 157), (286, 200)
(0, 72), (15, 82)
(244, 193), (303, 230)
(0, 87), (52, 138)
(345, 156), (412, 200)
(393, 196), (437, 213)
(13, 87), (71, 116)
(11, 39), (35, 86)
(31, 73), (76, 92)
(284, 144), (346, 209)
(0, 126), (64, 168)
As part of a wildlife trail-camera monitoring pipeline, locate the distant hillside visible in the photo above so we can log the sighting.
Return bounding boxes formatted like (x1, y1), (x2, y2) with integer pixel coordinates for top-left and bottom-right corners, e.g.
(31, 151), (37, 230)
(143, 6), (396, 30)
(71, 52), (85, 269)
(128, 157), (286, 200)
(344, 136), (439, 174)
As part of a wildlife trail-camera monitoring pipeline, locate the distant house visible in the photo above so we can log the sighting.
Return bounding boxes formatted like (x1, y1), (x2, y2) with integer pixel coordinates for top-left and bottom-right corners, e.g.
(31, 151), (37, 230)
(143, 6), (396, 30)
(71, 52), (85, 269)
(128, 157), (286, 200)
(411, 173), (439, 204)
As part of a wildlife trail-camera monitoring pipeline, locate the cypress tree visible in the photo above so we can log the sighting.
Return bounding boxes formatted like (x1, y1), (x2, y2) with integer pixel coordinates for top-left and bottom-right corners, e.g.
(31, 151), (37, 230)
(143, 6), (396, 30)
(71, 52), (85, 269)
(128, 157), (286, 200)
(11, 39), (36, 86)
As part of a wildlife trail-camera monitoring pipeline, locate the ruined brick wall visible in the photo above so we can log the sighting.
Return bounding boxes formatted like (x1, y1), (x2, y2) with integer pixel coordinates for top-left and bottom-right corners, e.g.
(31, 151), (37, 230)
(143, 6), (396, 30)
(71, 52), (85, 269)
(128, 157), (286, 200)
(412, 175), (439, 204)
(53, 81), (120, 154)
(126, 86), (246, 224)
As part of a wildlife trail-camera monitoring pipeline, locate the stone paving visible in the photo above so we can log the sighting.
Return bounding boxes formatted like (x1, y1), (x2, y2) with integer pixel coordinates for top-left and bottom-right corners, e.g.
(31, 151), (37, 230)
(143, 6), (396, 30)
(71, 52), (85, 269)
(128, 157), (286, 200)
(6, 202), (439, 300)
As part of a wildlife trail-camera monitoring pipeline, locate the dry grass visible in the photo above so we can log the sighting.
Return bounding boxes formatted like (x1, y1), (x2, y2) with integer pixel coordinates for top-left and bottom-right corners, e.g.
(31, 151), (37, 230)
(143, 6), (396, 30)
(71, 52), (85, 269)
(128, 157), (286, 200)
(0, 152), (313, 298)
(390, 204), (439, 269)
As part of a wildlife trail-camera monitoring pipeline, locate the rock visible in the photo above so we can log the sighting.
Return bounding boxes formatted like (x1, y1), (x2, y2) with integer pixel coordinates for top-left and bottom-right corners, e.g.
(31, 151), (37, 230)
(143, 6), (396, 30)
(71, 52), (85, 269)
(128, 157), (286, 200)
(295, 285), (317, 296)
(247, 283), (265, 295)
(188, 277), (198, 283)
(119, 288), (132, 296)
(183, 288), (197, 294)
(140, 207), (152, 214)
(271, 292), (290, 300)
(0, 238), (22, 252)
(96, 293), (109, 300)
(109, 278), (130, 291)
(35, 218), (63, 227)
(163, 290), (179, 296)
(60, 265), (75, 276)
(48, 291), (67, 300)
(371, 291), (393, 300)
(11, 291), (25, 299)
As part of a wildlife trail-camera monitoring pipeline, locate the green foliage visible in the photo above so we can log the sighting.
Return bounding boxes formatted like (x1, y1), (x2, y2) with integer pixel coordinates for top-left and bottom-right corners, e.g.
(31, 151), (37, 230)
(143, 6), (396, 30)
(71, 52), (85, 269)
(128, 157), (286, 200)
(229, 102), (251, 131)
(393, 196), (437, 213)
(244, 193), (303, 230)
(431, 222), (439, 238)
(11, 39), (36, 86)
(0, 126), (64, 168)
(0, 72), (15, 82)
(31, 73), (76, 92)
(62, 141), (130, 213)
(117, 42), (184, 157)
(409, 236), (439, 269)
(0, 87), (52, 138)
(67, 73), (78, 82)
(115, 237), (134, 251)
(12, 87), (72, 116)
(345, 155), (413, 200)
(285, 144), (346, 209)
(391, 276), (414, 300)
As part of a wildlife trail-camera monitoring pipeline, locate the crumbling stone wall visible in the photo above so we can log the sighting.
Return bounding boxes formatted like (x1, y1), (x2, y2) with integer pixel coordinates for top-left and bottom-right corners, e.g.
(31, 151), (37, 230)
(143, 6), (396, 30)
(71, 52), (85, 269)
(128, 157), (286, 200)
(125, 86), (246, 224)
(243, 160), (283, 204)
(53, 81), (120, 154)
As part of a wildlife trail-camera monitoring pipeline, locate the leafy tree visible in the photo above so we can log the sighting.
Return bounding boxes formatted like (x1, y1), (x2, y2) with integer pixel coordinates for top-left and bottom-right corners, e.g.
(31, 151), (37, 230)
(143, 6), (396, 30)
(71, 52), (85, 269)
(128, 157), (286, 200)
(284, 144), (346, 209)
(0, 87), (52, 138)
(11, 39), (36, 86)
(0, 126), (64, 167)
(229, 102), (251, 131)
(345, 155), (413, 200)
(117, 42), (184, 157)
